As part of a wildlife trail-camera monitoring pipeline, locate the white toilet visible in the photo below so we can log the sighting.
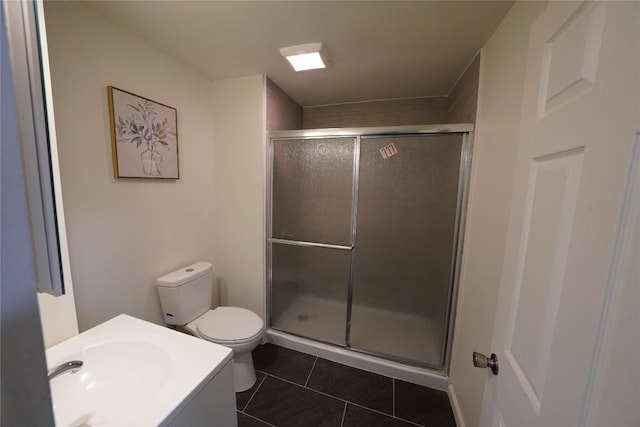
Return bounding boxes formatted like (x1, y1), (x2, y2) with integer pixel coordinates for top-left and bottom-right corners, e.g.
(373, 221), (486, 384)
(156, 261), (264, 392)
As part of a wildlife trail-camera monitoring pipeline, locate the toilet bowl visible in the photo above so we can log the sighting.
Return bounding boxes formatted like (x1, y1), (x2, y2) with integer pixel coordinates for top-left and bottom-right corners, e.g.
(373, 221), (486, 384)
(156, 261), (264, 392)
(184, 306), (264, 392)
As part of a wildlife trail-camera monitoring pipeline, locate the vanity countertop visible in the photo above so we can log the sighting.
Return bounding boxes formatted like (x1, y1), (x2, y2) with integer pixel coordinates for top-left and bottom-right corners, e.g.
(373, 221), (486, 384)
(46, 314), (233, 426)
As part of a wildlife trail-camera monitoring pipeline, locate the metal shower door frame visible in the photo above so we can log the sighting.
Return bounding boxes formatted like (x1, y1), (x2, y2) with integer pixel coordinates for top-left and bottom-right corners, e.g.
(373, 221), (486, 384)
(266, 124), (473, 373)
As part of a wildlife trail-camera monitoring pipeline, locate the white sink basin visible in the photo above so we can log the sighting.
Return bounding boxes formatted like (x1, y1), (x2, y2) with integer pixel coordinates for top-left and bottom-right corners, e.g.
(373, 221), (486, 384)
(46, 314), (233, 426)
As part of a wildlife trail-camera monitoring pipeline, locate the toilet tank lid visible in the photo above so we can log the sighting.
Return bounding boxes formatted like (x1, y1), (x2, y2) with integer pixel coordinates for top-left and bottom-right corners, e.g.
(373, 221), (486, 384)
(156, 261), (213, 288)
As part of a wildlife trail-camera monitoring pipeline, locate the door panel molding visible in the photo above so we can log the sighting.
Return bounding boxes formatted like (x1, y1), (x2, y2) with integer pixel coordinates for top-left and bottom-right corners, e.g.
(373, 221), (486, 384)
(580, 135), (640, 425)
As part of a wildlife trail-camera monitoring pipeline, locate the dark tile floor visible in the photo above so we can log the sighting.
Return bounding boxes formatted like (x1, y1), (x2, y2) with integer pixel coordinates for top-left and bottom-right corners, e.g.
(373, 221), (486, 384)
(236, 343), (457, 427)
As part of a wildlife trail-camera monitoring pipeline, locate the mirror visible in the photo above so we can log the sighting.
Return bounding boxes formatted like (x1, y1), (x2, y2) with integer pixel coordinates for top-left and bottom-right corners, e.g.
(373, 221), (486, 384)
(4, 0), (65, 296)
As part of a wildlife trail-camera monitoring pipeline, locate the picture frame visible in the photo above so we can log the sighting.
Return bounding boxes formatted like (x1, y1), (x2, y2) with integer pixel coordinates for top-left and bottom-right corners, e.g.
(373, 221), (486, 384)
(108, 86), (179, 179)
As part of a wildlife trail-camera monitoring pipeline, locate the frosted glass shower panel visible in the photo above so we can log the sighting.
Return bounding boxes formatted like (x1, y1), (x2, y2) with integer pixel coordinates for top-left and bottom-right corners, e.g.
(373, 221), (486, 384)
(271, 243), (350, 346)
(272, 138), (355, 245)
(349, 134), (463, 368)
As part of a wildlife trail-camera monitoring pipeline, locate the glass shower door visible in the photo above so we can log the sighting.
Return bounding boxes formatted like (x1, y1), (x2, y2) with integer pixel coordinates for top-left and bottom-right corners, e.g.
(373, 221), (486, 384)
(349, 134), (464, 369)
(269, 137), (356, 346)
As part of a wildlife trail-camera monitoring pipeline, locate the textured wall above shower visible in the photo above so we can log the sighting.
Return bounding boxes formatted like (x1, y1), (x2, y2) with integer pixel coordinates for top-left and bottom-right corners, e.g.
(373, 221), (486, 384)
(301, 54), (481, 129)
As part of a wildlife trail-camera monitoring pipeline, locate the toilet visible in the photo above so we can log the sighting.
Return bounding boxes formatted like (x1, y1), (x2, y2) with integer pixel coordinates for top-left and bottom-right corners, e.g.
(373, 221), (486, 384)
(156, 261), (264, 392)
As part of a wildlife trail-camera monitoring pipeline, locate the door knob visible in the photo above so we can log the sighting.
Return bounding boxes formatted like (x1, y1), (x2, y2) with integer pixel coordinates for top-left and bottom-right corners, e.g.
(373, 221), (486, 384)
(473, 351), (499, 375)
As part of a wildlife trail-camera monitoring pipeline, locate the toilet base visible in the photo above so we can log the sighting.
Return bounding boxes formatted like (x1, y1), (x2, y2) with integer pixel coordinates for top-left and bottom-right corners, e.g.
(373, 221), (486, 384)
(232, 351), (257, 392)
(179, 307), (264, 392)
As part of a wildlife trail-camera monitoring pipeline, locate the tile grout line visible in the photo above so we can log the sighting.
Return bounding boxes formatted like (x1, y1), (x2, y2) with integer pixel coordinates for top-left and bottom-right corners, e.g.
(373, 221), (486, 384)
(392, 378), (395, 418)
(345, 400), (426, 427)
(256, 370), (425, 427)
(304, 356), (318, 387)
(260, 371), (345, 403)
(253, 346), (445, 427)
(240, 411), (277, 427)
(340, 401), (348, 427)
(241, 373), (267, 413)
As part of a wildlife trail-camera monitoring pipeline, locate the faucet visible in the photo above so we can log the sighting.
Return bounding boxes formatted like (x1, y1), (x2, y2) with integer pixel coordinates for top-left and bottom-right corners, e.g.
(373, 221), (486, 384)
(48, 360), (83, 380)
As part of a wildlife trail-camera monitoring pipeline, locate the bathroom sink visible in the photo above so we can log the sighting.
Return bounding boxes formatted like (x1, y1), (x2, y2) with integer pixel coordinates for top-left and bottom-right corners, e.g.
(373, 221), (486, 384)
(49, 339), (171, 425)
(46, 314), (234, 426)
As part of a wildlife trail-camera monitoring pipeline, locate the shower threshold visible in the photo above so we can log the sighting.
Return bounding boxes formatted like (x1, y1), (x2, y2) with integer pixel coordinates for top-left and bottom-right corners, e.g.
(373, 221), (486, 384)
(265, 329), (449, 391)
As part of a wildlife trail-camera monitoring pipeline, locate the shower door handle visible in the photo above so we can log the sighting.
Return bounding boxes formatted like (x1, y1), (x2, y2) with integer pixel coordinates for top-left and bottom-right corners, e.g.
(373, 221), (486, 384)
(472, 351), (499, 375)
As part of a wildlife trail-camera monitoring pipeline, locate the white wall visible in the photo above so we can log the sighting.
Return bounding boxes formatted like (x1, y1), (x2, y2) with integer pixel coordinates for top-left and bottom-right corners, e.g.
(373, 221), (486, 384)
(44, 2), (216, 331)
(37, 280), (78, 347)
(448, 2), (546, 426)
(211, 76), (266, 320)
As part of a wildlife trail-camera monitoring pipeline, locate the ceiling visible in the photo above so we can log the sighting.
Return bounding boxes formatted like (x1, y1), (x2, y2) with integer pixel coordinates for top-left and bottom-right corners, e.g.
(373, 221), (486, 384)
(86, 1), (514, 107)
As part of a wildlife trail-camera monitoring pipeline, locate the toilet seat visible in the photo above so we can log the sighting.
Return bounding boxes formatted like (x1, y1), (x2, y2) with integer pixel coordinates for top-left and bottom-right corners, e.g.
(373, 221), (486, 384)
(197, 307), (264, 344)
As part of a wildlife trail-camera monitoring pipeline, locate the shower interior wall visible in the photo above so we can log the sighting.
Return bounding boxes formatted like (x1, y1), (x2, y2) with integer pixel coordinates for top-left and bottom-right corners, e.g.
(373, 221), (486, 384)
(267, 78), (303, 131)
(297, 53), (480, 128)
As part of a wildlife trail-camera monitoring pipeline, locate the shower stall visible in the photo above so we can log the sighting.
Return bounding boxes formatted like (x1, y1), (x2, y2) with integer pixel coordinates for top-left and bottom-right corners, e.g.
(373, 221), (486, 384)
(266, 125), (472, 374)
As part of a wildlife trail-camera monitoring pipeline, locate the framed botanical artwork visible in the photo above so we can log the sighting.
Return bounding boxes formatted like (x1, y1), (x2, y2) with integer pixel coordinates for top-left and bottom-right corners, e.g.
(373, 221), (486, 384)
(108, 86), (179, 179)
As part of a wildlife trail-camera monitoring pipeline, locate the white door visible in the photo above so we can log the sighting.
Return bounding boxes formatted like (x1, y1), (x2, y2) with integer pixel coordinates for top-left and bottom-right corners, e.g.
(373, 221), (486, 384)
(480, 1), (639, 426)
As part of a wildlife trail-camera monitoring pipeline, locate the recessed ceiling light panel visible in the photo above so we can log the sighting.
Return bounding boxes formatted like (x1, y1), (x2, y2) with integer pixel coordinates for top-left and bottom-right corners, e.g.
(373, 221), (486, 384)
(280, 42), (329, 72)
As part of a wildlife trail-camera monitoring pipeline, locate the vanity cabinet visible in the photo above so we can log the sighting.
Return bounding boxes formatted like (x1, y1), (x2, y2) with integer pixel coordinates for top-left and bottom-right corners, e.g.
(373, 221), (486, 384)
(166, 359), (237, 426)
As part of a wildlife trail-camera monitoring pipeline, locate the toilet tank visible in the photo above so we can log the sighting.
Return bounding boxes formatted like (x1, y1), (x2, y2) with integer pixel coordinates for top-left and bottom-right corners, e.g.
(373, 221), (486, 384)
(156, 261), (216, 325)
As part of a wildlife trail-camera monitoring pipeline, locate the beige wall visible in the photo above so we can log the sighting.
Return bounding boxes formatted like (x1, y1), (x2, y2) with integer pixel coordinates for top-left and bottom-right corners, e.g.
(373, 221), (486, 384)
(212, 75), (266, 319)
(448, 2), (547, 426)
(44, 2), (216, 331)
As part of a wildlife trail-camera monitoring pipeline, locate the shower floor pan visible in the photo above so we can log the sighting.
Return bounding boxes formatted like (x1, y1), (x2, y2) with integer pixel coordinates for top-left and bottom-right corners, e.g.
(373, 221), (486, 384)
(272, 294), (442, 368)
